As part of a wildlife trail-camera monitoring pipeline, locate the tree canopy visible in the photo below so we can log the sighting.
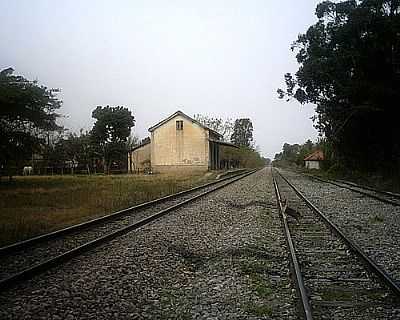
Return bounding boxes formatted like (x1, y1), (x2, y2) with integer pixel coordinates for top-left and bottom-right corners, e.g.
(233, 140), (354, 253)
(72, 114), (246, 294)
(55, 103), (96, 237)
(230, 118), (254, 148)
(278, 0), (400, 172)
(91, 105), (135, 172)
(0, 68), (63, 177)
(91, 105), (135, 144)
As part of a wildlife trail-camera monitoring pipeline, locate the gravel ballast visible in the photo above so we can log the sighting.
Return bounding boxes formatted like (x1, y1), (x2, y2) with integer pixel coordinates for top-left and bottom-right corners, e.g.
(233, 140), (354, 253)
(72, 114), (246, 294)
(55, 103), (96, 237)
(0, 168), (298, 319)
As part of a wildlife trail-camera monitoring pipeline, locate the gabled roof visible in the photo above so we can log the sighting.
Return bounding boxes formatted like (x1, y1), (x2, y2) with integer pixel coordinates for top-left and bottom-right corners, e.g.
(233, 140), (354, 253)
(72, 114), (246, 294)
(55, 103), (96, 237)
(304, 150), (324, 161)
(148, 110), (222, 137)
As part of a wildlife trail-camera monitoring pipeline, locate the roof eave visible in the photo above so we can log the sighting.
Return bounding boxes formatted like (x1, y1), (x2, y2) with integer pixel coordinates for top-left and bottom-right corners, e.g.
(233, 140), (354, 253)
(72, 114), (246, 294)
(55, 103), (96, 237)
(209, 139), (239, 148)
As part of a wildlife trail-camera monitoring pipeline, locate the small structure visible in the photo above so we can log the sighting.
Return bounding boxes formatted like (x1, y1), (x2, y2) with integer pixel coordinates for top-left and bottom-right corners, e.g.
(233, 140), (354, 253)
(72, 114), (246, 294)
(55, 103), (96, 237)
(304, 150), (324, 170)
(128, 140), (151, 173)
(128, 111), (239, 173)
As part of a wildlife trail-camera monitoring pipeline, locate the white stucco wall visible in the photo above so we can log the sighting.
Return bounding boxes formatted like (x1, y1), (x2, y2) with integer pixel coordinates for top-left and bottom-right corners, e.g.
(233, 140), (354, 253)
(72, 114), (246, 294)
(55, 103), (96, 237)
(305, 160), (320, 170)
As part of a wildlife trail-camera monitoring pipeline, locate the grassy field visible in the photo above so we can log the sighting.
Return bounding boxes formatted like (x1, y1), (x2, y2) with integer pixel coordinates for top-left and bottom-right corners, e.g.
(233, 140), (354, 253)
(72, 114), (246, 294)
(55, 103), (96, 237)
(0, 172), (217, 247)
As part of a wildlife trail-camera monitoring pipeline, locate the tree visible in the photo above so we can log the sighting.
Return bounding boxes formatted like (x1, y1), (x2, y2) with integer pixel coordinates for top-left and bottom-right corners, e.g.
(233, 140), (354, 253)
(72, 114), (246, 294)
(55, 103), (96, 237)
(230, 118), (254, 148)
(51, 130), (97, 174)
(91, 105), (135, 173)
(278, 0), (400, 173)
(222, 146), (265, 168)
(193, 114), (234, 141)
(282, 143), (301, 163)
(0, 67), (62, 180)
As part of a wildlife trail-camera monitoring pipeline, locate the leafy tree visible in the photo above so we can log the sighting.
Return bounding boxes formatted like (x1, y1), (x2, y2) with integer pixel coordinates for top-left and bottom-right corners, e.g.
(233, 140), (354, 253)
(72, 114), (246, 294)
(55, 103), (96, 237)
(194, 114), (234, 141)
(0, 68), (62, 180)
(230, 118), (254, 148)
(282, 143), (301, 163)
(91, 105), (135, 173)
(297, 139), (314, 165)
(278, 0), (400, 172)
(51, 131), (97, 174)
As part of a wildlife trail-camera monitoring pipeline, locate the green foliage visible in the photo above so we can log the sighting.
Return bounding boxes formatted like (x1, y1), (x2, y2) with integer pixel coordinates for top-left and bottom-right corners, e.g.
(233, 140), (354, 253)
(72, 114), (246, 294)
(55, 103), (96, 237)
(91, 105), (135, 144)
(91, 105), (135, 172)
(230, 118), (254, 148)
(0, 68), (62, 178)
(224, 146), (266, 168)
(52, 131), (98, 173)
(278, 0), (400, 172)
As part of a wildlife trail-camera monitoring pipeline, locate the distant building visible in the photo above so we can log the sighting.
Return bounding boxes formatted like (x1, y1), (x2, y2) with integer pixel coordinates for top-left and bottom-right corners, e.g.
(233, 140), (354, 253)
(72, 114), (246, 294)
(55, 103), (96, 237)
(128, 111), (239, 173)
(304, 150), (324, 170)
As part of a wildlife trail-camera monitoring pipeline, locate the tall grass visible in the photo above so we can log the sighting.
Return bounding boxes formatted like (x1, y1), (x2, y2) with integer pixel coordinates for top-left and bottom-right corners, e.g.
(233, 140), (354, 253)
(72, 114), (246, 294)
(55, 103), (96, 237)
(0, 172), (215, 247)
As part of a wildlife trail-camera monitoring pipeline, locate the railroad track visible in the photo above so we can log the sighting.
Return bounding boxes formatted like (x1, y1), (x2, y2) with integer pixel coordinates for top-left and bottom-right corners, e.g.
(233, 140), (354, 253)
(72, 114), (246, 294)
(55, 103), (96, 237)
(305, 174), (400, 206)
(0, 169), (257, 291)
(273, 169), (400, 319)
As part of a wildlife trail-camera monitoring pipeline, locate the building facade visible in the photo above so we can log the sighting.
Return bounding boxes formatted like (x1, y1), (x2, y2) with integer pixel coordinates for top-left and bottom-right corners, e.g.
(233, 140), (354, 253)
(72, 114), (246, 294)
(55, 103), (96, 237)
(304, 150), (324, 170)
(128, 111), (238, 173)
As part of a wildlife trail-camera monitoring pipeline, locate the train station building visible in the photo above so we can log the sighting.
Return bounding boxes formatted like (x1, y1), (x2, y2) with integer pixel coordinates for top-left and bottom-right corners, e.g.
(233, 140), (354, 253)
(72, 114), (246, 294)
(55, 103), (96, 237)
(128, 111), (239, 173)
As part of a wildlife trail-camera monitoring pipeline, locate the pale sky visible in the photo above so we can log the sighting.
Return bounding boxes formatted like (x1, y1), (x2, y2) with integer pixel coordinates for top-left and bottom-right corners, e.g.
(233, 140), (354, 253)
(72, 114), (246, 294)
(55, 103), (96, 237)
(0, 0), (322, 158)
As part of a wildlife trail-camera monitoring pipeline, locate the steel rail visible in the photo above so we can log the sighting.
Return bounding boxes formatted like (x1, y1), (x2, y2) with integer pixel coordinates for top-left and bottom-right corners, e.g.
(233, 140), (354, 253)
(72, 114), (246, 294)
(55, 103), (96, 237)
(276, 169), (400, 298)
(0, 169), (251, 256)
(336, 179), (400, 200)
(0, 169), (258, 291)
(304, 174), (400, 207)
(272, 172), (313, 320)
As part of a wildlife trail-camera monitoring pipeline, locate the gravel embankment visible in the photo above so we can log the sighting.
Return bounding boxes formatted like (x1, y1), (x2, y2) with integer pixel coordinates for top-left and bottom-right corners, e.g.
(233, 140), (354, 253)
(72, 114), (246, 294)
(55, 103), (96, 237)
(0, 168), (298, 320)
(277, 169), (400, 284)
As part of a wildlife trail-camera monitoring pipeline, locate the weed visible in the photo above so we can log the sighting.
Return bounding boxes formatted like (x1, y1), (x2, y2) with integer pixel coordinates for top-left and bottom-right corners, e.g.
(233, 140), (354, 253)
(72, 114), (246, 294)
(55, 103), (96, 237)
(320, 289), (354, 301)
(244, 303), (273, 316)
(255, 284), (273, 298)
(369, 215), (384, 223)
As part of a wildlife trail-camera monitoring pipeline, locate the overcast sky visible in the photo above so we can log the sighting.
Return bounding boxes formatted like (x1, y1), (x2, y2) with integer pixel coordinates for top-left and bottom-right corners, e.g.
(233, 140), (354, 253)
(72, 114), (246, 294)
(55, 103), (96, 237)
(1, 0), (322, 158)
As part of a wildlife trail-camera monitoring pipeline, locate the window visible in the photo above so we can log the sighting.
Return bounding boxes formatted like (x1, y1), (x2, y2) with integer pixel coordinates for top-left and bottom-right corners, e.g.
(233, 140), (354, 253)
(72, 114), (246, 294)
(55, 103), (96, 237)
(176, 120), (183, 130)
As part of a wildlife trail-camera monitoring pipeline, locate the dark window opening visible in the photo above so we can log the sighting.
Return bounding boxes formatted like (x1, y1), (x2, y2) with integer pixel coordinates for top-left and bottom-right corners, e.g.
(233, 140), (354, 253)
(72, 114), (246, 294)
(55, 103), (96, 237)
(176, 120), (183, 130)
